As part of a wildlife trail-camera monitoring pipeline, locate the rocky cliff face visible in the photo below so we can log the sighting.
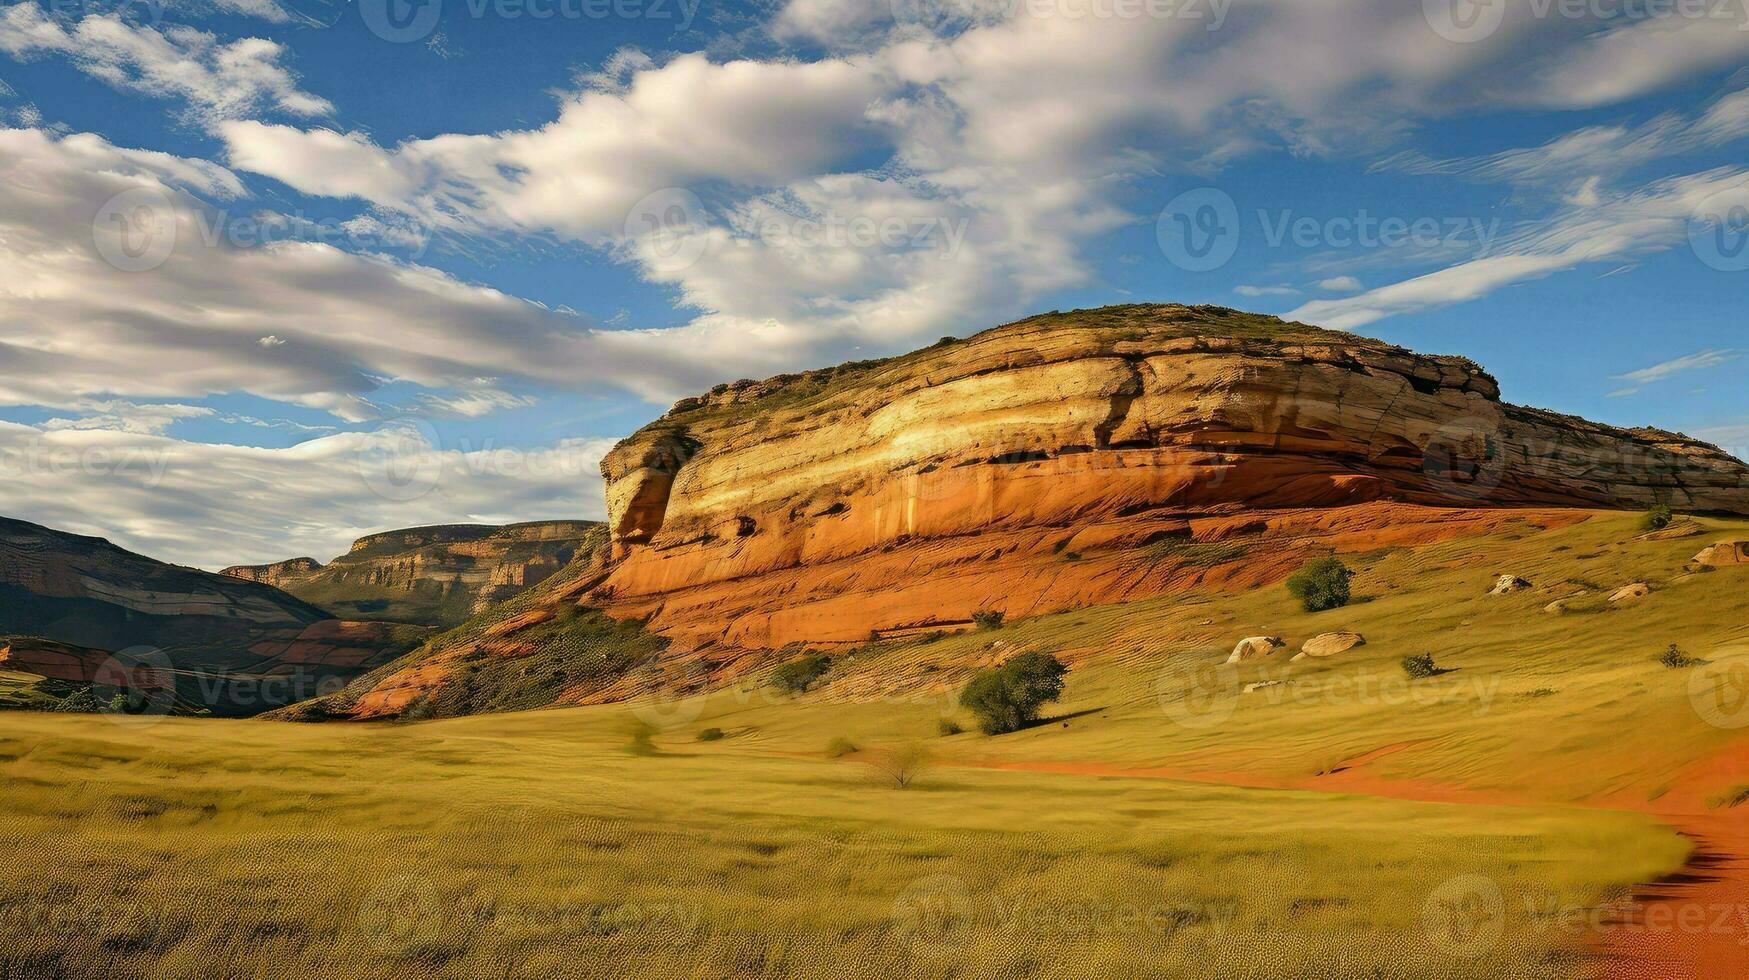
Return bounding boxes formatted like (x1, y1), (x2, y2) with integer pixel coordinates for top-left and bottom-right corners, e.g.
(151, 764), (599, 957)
(594, 304), (1749, 649)
(0, 516), (427, 715)
(220, 556), (322, 589)
(221, 521), (597, 627)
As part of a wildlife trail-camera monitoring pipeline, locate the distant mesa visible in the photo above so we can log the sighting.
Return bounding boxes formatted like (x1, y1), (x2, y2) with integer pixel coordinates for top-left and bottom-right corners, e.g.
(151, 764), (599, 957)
(220, 521), (599, 628)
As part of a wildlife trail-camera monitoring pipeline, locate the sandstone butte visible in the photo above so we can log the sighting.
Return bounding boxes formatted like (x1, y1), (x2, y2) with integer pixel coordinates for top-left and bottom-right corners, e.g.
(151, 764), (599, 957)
(589, 304), (1749, 651)
(289, 304), (1749, 721)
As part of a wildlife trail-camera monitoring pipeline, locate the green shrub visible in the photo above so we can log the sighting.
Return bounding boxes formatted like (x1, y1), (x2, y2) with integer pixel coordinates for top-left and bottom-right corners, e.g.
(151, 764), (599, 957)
(1287, 558), (1354, 612)
(53, 688), (98, 713)
(1641, 504), (1674, 532)
(972, 610), (1006, 630)
(936, 718), (963, 736)
(769, 654), (832, 693)
(1658, 644), (1700, 669)
(1401, 653), (1437, 679)
(697, 727), (726, 742)
(960, 652), (1068, 735)
(825, 737), (858, 758)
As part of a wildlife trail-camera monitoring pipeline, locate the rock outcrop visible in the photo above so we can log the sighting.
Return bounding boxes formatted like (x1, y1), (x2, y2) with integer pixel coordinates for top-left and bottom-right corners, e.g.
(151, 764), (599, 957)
(1694, 541), (1749, 567)
(222, 521), (597, 626)
(593, 305), (1749, 649)
(1228, 636), (1287, 664)
(1296, 632), (1366, 660)
(220, 557), (321, 588)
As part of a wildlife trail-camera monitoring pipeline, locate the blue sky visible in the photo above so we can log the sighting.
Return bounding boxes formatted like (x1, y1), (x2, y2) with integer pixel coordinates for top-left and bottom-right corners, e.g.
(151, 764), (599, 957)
(0, 0), (1745, 567)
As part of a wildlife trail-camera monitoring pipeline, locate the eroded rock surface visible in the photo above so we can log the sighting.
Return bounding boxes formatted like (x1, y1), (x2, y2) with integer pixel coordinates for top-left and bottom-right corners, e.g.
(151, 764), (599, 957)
(223, 521), (597, 626)
(594, 305), (1749, 649)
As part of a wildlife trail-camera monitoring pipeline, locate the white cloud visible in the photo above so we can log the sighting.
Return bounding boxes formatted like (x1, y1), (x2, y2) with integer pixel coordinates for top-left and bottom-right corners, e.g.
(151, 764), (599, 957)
(0, 420), (615, 569)
(1615, 349), (1739, 386)
(1314, 276), (1362, 292)
(0, 126), (806, 419)
(1234, 284), (1298, 297)
(0, 6), (330, 126)
(1377, 88), (1749, 188)
(40, 401), (215, 435)
(1525, 16), (1749, 110)
(1288, 168), (1749, 329)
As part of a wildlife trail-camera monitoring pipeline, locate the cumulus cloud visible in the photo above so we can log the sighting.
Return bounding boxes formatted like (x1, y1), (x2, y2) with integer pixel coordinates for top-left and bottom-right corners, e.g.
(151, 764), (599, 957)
(0, 126), (794, 419)
(0, 5), (331, 125)
(0, 420), (615, 569)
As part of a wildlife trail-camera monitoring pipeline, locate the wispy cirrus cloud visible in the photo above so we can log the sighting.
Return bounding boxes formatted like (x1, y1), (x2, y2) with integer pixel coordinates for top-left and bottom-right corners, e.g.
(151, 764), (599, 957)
(1615, 349), (1740, 386)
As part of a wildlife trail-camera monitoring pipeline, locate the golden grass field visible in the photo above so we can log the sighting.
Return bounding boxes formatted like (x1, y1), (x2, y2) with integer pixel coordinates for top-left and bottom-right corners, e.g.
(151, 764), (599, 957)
(4, 509), (1748, 978)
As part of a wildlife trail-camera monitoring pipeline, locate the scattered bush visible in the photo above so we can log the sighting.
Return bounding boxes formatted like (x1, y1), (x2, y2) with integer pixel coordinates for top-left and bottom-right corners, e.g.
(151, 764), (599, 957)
(1287, 558), (1354, 612)
(1658, 644), (1701, 669)
(769, 653), (832, 693)
(825, 737), (858, 758)
(861, 742), (931, 789)
(972, 610), (1006, 631)
(960, 652), (1068, 735)
(1401, 653), (1438, 679)
(53, 688), (98, 713)
(936, 718), (963, 736)
(1060, 551), (1083, 562)
(1641, 504), (1674, 532)
(697, 727), (726, 742)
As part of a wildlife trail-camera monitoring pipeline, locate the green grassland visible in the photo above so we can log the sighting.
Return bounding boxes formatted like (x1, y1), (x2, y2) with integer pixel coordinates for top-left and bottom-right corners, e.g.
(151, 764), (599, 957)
(0, 710), (1681, 979)
(2, 508), (1744, 977)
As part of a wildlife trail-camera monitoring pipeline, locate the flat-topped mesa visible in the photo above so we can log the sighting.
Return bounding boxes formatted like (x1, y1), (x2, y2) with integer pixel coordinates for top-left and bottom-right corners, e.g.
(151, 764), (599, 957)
(593, 305), (1749, 647)
(222, 520), (603, 627)
(220, 557), (322, 588)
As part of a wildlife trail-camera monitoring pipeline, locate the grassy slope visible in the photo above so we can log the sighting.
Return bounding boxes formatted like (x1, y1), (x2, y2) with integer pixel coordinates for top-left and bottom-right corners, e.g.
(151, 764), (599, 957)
(678, 510), (1749, 806)
(2, 509), (1741, 976)
(0, 711), (1679, 979)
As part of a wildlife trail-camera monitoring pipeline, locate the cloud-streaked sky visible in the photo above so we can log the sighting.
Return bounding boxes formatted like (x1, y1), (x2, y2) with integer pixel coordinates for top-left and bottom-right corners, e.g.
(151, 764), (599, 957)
(0, 0), (1745, 568)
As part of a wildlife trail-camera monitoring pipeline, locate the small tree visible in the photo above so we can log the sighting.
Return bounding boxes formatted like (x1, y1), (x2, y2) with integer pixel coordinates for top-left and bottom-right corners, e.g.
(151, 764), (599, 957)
(861, 743), (931, 789)
(1658, 644), (1700, 669)
(1401, 653), (1438, 679)
(769, 653), (832, 693)
(960, 652), (1068, 735)
(1287, 558), (1354, 612)
(1642, 505), (1674, 532)
(972, 610), (1006, 630)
